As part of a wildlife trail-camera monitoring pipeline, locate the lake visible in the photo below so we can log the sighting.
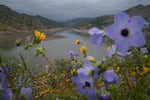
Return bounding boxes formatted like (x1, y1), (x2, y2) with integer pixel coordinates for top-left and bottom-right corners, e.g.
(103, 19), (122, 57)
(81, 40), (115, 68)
(0, 31), (108, 69)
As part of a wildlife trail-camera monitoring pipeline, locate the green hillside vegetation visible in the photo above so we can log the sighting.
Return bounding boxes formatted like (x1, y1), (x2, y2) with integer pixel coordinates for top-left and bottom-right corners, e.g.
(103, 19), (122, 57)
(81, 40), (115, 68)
(74, 4), (150, 29)
(0, 5), (63, 31)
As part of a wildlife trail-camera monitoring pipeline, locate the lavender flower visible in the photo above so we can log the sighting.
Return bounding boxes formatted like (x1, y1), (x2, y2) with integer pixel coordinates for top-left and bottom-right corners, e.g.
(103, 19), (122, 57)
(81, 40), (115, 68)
(140, 47), (148, 54)
(0, 68), (12, 100)
(0, 89), (12, 100)
(20, 87), (33, 100)
(72, 73), (97, 100)
(106, 12), (146, 53)
(88, 27), (105, 46)
(103, 70), (119, 84)
(67, 50), (79, 62)
(77, 60), (100, 80)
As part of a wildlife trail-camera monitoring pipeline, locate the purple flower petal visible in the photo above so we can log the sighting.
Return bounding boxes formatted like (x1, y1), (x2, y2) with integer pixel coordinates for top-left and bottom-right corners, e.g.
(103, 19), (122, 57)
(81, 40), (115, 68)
(114, 12), (129, 28)
(103, 70), (119, 84)
(72, 73), (97, 100)
(105, 11), (146, 54)
(116, 39), (130, 53)
(20, 87), (33, 100)
(140, 47), (148, 54)
(105, 24), (118, 40)
(88, 27), (101, 35)
(129, 16), (146, 32)
(90, 34), (103, 46)
(0, 89), (12, 100)
(83, 60), (92, 68)
(130, 32), (146, 47)
(0, 73), (7, 90)
(6, 89), (12, 99)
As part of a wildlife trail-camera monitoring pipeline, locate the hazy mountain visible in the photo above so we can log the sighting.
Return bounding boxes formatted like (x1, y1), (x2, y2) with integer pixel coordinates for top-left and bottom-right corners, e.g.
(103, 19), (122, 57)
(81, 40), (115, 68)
(74, 4), (150, 29)
(0, 5), (63, 31)
(62, 18), (90, 27)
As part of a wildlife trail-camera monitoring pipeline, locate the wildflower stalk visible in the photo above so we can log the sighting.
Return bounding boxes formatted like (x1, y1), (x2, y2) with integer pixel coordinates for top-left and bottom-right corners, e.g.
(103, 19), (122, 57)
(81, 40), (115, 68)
(43, 54), (56, 70)
(33, 43), (56, 70)
(122, 68), (133, 91)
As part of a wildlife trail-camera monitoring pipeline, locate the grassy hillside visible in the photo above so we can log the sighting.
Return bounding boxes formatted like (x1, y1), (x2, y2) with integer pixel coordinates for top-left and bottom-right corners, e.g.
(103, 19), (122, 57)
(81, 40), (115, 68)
(0, 5), (63, 31)
(74, 4), (150, 29)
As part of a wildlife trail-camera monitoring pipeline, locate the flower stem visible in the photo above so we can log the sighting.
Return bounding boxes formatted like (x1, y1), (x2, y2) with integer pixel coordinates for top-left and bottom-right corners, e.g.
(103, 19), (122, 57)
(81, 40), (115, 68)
(43, 54), (56, 70)
(122, 68), (133, 91)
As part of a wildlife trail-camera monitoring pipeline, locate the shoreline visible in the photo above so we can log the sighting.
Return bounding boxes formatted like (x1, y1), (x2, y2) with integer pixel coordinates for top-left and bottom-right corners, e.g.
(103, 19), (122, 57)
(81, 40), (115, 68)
(0, 28), (90, 41)
(0, 28), (67, 41)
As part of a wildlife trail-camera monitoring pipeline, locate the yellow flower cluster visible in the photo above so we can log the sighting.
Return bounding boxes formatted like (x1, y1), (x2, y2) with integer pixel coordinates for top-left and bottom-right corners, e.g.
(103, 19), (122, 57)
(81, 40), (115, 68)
(34, 30), (46, 42)
(130, 67), (149, 77)
(80, 45), (87, 54)
(35, 88), (51, 99)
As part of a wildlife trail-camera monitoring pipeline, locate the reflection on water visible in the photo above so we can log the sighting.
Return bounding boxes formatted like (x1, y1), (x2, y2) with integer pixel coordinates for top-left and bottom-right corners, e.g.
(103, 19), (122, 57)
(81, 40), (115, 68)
(0, 31), (108, 68)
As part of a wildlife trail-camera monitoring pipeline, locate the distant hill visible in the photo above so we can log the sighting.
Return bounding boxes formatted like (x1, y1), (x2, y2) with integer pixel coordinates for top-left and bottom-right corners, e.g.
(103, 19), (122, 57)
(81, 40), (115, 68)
(74, 4), (150, 29)
(62, 18), (90, 27)
(0, 5), (63, 31)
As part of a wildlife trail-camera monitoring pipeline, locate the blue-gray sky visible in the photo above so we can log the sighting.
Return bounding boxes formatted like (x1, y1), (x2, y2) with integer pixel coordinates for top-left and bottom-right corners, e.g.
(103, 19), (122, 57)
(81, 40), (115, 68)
(0, 0), (150, 21)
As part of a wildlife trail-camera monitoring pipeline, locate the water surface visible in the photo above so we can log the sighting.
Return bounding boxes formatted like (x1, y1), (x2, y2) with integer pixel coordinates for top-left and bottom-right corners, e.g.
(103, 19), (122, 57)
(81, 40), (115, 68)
(0, 31), (108, 68)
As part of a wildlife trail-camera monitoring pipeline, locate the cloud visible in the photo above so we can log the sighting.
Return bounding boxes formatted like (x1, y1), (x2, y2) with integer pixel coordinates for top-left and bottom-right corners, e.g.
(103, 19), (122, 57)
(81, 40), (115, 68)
(0, 0), (150, 21)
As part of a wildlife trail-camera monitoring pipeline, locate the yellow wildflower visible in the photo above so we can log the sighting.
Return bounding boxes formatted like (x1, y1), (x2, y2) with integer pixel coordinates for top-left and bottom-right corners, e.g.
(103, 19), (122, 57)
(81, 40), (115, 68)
(130, 70), (136, 77)
(18, 64), (22, 67)
(34, 30), (40, 37)
(71, 69), (77, 75)
(106, 46), (111, 51)
(39, 32), (46, 41)
(13, 77), (16, 80)
(106, 45), (115, 51)
(72, 56), (78, 62)
(80, 45), (87, 54)
(75, 39), (80, 46)
(89, 57), (96, 63)
(116, 66), (120, 72)
(66, 79), (71, 83)
(141, 67), (149, 75)
(41, 81), (45, 85)
(34, 31), (46, 42)
(35, 96), (39, 99)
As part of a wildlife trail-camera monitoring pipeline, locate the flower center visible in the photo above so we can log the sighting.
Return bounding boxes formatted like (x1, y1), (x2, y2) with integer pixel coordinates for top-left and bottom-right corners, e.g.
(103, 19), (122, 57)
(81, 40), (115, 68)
(85, 81), (91, 87)
(121, 29), (129, 37)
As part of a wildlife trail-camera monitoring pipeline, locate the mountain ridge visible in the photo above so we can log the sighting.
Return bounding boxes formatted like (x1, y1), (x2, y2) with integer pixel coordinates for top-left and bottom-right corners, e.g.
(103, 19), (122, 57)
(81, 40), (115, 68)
(74, 4), (150, 29)
(0, 5), (63, 31)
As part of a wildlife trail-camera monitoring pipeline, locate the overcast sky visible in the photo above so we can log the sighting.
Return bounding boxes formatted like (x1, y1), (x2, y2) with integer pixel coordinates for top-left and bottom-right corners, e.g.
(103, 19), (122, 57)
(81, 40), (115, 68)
(0, 0), (150, 21)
